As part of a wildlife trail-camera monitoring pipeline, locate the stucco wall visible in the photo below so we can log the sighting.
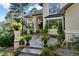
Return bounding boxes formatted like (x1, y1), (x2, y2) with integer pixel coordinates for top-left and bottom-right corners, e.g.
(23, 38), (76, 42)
(65, 4), (79, 41)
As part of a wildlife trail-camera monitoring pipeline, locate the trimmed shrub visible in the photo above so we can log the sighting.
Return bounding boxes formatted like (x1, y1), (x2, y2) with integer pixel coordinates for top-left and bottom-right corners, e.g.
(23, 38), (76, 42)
(11, 22), (22, 31)
(41, 47), (59, 56)
(41, 48), (50, 56)
(57, 21), (65, 45)
(19, 35), (25, 45)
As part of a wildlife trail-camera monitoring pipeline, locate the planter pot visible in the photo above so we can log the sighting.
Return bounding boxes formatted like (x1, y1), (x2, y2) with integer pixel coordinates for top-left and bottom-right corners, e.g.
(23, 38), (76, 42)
(27, 29), (30, 33)
(26, 39), (30, 46)
(20, 40), (25, 45)
(44, 40), (48, 47)
(14, 31), (20, 40)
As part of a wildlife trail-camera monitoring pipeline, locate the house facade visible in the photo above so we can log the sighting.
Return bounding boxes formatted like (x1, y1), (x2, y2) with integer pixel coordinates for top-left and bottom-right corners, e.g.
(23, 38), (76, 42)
(64, 4), (79, 42)
(43, 3), (79, 42)
(24, 3), (79, 42)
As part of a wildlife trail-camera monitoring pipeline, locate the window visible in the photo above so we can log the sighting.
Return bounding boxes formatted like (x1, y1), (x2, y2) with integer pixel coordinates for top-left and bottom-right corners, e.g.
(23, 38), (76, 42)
(46, 19), (59, 29)
(49, 3), (60, 14)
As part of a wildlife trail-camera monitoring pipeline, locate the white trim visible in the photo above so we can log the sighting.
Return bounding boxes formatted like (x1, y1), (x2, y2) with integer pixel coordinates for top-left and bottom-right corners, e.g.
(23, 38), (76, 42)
(65, 30), (79, 34)
(45, 16), (63, 20)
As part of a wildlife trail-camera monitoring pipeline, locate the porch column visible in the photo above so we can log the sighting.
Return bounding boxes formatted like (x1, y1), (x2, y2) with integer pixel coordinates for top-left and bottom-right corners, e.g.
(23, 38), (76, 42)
(26, 18), (30, 33)
(33, 17), (37, 33)
(43, 3), (49, 29)
(43, 18), (46, 29)
(61, 17), (64, 31)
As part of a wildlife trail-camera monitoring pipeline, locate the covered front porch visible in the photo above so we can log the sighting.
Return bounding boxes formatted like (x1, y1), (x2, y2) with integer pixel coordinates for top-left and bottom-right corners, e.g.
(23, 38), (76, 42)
(43, 13), (64, 35)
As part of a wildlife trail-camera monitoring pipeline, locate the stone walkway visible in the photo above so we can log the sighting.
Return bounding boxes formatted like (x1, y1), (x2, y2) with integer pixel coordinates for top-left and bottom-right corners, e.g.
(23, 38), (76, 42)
(19, 34), (57, 56)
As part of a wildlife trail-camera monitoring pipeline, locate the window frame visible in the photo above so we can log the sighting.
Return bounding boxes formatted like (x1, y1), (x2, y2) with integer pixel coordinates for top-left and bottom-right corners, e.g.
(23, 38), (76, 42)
(49, 3), (61, 15)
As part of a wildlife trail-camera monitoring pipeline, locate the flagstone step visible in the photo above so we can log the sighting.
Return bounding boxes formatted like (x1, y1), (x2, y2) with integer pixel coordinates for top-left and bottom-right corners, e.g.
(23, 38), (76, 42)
(19, 52), (41, 56)
(19, 47), (42, 56)
(24, 46), (42, 49)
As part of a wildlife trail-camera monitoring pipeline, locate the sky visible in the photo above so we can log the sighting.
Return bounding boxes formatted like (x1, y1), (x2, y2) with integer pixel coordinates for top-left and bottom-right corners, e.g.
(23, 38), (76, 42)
(0, 3), (10, 22)
(0, 3), (42, 22)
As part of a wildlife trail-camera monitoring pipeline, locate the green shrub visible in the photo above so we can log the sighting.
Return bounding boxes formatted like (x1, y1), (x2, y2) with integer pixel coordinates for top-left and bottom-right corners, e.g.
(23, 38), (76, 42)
(0, 52), (5, 56)
(25, 33), (32, 41)
(6, 52), (14, 56)
(57, 21), (65, 45)
(26, 23), (32, 29)
(40, 34), (50, 41)
(19, 35), (25, 45)
(40, 34), (50, 47)
(0, 31), (14, 47)
(57, 21), (63, 34)
(57, 33), (64, 45)
(48, 44), (61, 50)
(25, 33), (32, 45)
(41, 48), (50, 56)
(14, 47), (23, 56)
(41, 47), (59, 56)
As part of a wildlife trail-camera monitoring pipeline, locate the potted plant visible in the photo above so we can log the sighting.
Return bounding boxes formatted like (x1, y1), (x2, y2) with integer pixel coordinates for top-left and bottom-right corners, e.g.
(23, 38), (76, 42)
(11, 22), (22, 49)
(26, 23), (32, 33)
(25, 33), (32, 46)
(20, 35), (26, 45)
(40, 34), (50, 47)
(11, 22), (22, 31)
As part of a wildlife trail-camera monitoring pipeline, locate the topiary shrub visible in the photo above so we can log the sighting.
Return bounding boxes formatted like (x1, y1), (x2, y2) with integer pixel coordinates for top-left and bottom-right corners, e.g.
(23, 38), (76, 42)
(57, 21), (63, 34)
(19, 35), (25, 45)
(57, 33), (64, 45)
(57, 21), (65, 45)
(11, 22), (22, 31)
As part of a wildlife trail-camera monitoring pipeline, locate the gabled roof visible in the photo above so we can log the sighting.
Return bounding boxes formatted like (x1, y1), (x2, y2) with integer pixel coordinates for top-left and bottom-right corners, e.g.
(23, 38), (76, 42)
(39, 3), (43, 6)
(58, 3), (73, 14)
(32, 9), (43, 16)
(45, 3), (73, 18)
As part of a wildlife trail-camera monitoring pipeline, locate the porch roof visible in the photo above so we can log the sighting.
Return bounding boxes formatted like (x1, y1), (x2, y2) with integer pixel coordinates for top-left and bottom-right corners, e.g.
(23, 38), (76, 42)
(45, 13), (63, 18)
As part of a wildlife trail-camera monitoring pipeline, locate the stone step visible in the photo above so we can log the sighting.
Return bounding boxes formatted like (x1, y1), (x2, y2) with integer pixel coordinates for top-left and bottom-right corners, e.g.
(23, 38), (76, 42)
(24, 46), (42, 49)
(19, 53), (37, 56)
(19, 52), (40, 56)
(20, 47), (42, 56)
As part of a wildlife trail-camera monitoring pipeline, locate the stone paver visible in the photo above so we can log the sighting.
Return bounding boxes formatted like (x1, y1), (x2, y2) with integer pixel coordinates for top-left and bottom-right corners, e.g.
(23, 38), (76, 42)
(47, 38), (58, 46)
(29, 35), (57, 48)
(19, 34), (58, 56)
(21, 48), (42, 55)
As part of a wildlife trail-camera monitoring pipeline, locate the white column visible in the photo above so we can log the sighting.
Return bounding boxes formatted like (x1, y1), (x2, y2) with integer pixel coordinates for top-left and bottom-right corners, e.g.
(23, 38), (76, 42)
(14, 31), (20, 51)
(43, 3), (49, 29)
(26, 18), (30, 33)
(33, 17), (37, 33)
(61, 17), (64, 31)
